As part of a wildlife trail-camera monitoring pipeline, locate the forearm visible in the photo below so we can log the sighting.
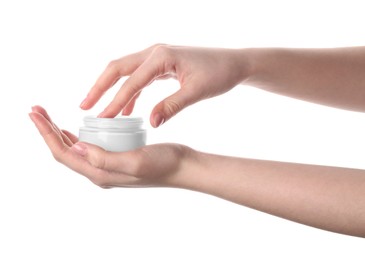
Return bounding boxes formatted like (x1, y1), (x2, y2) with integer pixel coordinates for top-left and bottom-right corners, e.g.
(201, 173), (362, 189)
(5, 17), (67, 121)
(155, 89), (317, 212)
(242, 47), (365, 112)
(174, 150), (365, 237)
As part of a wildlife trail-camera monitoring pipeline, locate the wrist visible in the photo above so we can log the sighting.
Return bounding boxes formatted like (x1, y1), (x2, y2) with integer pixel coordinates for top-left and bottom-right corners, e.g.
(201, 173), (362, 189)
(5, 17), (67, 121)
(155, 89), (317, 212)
(164, 146), (208, 190)
(235, 48), (259, 85)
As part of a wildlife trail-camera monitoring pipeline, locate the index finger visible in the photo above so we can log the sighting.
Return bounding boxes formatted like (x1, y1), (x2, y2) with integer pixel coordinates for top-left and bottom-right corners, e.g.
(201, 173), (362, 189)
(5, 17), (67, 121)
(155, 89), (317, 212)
(97, 55), (166, 118)
(80, 49), (152, 110)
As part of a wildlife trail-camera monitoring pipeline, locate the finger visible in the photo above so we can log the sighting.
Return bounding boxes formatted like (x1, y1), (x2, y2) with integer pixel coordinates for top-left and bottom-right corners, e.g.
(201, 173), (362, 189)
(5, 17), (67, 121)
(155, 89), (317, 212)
(29, 112), (119, 186)
(31, 105), (73, 146)
(98, 47), (173, 118)
(80, 49), (151, 110)
(31, 105), (52, 121)
(31, 105), (60, 134)
(97, 61), (160, 117)
(59, 131), (73, 147)
(150, 89), (193, 128)
(122, 91), (141, 116)
(71, 142), (142, 176)
(29, 112), (68, 159)
(62, 130), (78, 144)
(71, 142), (141, 187)
(29, 110), (140, 188)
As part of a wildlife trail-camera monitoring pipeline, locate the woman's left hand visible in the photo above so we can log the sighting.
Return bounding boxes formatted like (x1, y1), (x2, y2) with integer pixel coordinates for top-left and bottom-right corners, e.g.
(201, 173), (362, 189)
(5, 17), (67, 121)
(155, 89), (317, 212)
(29, 105), (195, 188)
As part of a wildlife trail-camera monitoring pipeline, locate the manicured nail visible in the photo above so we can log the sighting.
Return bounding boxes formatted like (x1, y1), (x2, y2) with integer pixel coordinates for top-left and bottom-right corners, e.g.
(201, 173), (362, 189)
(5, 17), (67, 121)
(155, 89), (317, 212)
(72, 143), (88, 156)
(80, 98), (88, 108)
(153, 113), (165, 128)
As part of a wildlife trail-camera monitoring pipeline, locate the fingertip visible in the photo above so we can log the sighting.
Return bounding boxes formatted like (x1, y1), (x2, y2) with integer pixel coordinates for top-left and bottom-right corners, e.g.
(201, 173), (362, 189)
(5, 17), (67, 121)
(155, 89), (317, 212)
(80, 93), (100, 110)
(28, 111), (42, 122)
(121, 105), (134, 116)
(97, 111), (105, 118)
(31, 105), (43, 113)
(151, 112), (165, 128)
(122, 110), (130, 116)
(28, 111), (51, 135)
(97, 109), (117, 118)
(79, 98), (89, 109)
(28, 112), (36, 122)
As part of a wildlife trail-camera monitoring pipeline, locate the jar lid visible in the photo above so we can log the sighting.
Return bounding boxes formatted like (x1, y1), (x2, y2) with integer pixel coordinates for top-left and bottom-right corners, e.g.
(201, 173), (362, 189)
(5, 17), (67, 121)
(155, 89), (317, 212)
(83, 116), (144, 129)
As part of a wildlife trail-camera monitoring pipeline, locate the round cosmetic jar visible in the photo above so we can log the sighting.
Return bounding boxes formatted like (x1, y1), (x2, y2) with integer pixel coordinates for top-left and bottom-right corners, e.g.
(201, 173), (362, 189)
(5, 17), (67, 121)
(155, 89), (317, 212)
(79, 116), (146, 152)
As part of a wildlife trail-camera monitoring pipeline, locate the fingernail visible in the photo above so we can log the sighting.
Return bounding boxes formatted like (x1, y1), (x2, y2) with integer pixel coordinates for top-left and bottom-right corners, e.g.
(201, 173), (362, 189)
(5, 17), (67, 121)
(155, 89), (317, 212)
(153, 113), (165, 128)
(97, 111), (105, 118)
(28, 112), (35, 123)
(80, 98), (88, 108)
(72, 143), (88, 156)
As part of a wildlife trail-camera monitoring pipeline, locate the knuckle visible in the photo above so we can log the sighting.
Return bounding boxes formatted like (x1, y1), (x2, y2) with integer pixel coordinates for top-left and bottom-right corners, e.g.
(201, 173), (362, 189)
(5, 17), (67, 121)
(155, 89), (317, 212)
(149, 43), (167, 50)
(106, 59), (120, 73)
(124, 80), (141, 96)
(164, 99), (181, 117)
(52, 152), (63, 163)
(51, 147), (67, 163)
(90, 170), (110, 188)
(89, 153), (106, 170)
(99, 185), (111, 189)
(107, 100), (125, 115)
(127, 152), (146, 178)
(152, 44), (173, 59)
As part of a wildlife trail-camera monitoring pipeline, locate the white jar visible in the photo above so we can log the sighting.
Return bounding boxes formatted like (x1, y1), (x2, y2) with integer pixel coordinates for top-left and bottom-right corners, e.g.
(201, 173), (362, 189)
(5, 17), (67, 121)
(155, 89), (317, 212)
(79, 116), (146, 152)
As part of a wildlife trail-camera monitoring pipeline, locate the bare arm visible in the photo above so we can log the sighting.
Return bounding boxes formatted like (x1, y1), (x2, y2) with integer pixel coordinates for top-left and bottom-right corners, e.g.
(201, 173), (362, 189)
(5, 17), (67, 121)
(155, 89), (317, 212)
(244, 47), (365, 112)
(30, 106), (365, 237)
(31, 45), (365, 238)
(80, 45), (365, 126)
(178, 151), (365, 237)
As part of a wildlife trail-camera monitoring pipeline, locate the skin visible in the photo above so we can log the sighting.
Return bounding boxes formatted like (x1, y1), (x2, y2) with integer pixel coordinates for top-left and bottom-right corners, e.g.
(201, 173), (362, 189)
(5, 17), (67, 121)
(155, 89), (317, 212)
(30, 44), (365, 237)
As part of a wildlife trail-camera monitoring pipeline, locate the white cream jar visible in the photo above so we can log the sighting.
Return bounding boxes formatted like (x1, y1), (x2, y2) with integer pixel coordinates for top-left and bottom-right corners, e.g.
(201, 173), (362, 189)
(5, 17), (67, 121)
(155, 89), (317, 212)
(79, 116), (146, 152)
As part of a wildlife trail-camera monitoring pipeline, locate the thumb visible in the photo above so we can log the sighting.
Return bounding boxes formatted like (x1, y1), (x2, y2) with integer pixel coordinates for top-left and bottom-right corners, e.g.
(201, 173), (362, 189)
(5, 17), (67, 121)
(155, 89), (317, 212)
(71, 142), (135, 173)
(151, 89), (193, 128)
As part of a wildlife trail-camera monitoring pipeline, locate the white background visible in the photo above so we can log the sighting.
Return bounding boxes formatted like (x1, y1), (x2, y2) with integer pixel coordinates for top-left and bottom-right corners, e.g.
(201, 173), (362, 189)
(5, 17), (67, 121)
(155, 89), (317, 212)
(1, 0), (364, 259)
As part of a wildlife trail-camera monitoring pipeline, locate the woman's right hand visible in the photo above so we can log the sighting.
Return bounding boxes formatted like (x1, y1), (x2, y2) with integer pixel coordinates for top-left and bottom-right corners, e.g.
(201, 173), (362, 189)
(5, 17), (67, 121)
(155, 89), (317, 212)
(80, 44), (253, 127)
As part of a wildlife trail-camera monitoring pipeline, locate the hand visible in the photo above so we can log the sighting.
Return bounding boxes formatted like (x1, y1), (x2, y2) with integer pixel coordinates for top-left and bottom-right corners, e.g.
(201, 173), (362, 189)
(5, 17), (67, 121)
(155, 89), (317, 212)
(80, 44), (252, 127)
(29, 107), (365, 237)
(29, 105), (195, 188)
